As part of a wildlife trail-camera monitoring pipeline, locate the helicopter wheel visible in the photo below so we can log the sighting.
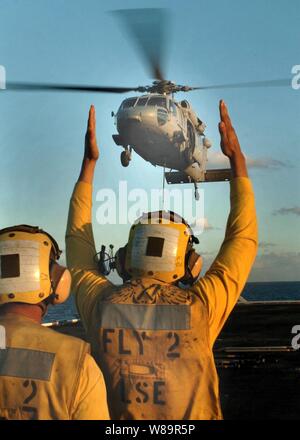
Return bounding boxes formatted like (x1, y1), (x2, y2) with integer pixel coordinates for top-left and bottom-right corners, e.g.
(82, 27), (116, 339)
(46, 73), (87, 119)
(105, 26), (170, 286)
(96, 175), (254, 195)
(121, 150), (131, 167)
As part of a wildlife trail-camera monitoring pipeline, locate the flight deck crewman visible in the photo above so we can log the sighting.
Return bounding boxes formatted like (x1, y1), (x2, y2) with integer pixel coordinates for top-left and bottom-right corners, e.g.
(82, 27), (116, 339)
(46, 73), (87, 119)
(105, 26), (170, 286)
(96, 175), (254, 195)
(66, 101), (258, 420)
(0, 225), (109, 420)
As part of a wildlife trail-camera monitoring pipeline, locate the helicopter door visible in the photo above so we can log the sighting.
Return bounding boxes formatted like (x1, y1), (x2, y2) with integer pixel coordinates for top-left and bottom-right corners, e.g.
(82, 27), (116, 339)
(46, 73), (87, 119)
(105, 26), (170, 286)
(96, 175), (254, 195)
(176, 105), (184, 129)
(187, 120), (195, 150)
(185, 120), (195, 164)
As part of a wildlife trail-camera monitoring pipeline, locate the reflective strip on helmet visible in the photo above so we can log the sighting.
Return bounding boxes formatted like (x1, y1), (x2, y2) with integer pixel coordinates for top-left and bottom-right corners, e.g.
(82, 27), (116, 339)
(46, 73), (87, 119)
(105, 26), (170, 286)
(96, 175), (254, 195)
(0, 240), (41, 293)
(99, 303), (190, 330)
(131, 225), (179, 272)
(0, 348), (55, 381)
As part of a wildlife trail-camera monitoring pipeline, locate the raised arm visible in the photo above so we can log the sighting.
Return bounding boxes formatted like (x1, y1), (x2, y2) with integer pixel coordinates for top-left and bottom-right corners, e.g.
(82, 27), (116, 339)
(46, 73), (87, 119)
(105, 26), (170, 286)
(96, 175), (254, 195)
(79, 105), (99, 185)
(66, 106), (112, 328)
(192, 101), (258, 346)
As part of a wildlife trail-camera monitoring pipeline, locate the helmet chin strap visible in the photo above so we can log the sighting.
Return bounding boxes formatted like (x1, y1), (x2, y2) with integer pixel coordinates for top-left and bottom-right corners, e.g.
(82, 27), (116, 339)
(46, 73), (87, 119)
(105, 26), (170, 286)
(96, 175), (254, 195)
(38, 300), (49, 317)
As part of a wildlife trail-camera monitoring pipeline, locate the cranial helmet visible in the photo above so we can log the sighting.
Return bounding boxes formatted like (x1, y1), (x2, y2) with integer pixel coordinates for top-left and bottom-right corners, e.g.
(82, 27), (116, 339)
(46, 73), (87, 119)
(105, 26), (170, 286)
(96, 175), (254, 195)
(116, 211), (202, 285)
(0, 225), (71, 306)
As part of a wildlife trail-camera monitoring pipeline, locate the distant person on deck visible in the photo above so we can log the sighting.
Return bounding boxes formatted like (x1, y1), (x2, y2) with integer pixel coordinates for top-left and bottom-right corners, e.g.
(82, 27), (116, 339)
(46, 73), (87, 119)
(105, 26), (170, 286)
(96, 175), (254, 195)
(65, 101), (258, 420)
(0, 225), (109, 420)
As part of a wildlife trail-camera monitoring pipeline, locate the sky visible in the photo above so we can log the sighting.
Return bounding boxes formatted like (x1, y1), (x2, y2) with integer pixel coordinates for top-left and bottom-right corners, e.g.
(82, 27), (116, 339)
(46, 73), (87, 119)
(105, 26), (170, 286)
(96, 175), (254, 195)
(0, 0), (299, 282)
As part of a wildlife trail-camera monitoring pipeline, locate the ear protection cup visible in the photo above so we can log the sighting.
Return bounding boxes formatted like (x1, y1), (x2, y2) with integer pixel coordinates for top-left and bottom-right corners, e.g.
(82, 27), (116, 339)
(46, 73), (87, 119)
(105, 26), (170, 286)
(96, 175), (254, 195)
(187, 250), (203, 283)
(115, 245), (131, 282)
(181, 249), (203, 286)
(49, 262), (72, 304)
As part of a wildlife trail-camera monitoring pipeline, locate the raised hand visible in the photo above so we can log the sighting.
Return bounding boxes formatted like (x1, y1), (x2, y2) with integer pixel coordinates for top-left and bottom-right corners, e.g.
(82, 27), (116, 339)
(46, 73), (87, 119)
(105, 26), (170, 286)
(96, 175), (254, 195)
(84, 105), (99, 161)
(79, 105), (99, 184)
(218, 100), (248, 177)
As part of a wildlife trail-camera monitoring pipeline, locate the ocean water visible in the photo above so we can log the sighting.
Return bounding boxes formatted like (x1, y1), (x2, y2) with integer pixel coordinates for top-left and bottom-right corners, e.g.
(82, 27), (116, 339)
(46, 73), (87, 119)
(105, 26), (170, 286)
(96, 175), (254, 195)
(242, 281), (300, 301)
(43, 281), (300, 323)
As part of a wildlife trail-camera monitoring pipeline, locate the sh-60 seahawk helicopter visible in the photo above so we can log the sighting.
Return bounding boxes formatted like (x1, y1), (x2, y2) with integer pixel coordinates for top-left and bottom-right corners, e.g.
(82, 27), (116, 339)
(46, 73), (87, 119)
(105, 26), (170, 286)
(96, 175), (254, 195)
(4, 9), (290, 197)
(111, 79), (219, 189)
(108, 8), (289, 192)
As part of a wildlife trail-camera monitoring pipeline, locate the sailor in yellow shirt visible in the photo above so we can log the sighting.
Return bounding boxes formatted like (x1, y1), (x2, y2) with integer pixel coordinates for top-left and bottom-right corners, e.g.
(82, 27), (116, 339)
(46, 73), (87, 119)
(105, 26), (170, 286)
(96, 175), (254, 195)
(66, 101), (258, 420)
(0, 225), (109, 420)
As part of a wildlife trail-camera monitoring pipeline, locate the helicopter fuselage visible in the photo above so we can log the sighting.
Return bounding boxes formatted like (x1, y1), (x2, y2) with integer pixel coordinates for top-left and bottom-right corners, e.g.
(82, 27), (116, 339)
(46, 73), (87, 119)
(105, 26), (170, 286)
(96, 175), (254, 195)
(113, 94), (210, 172)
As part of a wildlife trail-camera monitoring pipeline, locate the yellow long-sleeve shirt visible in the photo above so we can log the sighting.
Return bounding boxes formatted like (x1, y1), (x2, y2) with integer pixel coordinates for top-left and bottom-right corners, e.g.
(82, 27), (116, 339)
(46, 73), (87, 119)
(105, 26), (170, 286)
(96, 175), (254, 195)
(66, 177), (258, 419)
(0, 313), (110, 420)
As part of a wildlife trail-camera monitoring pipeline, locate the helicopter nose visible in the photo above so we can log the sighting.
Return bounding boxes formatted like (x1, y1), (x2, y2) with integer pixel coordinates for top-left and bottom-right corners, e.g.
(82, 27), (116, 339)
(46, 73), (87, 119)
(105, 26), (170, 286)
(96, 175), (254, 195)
(117, 106), (159, 135)
(118, 114), (142, 133)
(118, 108), (142, 129)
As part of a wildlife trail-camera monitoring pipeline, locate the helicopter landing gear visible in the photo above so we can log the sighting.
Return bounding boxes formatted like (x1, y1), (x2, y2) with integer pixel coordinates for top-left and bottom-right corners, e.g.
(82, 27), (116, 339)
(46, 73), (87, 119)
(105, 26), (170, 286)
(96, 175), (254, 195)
(121, 147), (132, 167)
(194, 182), (200, 201)
(121, 151), (130, 167)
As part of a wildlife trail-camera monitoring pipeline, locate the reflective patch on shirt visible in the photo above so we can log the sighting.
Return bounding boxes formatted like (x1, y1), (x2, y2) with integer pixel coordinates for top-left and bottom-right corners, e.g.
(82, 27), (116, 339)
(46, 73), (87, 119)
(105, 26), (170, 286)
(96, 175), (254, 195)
(0, 348), (55, 381)
(99, 303), (190, 330)
(0, 240), (41, 293)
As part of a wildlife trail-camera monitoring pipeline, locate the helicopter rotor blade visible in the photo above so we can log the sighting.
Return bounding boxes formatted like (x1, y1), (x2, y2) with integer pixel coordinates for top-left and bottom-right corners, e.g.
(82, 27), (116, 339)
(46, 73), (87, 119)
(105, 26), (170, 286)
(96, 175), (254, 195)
(112, 8), (168, 81)
(4, 82), (141, 93)
(198, 78), (291, 90)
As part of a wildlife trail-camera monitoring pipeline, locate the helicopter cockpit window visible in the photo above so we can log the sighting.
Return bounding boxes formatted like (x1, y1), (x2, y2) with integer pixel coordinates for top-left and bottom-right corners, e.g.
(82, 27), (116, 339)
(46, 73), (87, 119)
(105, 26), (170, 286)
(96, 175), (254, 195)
(122, 98), (138, 109)
(147, 97), (167, 109)
(136, 97), (148, 106)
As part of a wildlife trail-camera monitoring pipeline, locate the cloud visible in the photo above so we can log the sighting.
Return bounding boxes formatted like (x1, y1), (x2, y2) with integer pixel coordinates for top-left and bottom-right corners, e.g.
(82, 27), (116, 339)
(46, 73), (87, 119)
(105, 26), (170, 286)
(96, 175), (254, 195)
(208, 152), (289, 170)
(273, 207), (300, 217)
(249, 252), (300, 282)
(245, 157), (289, 170)
(259, 241), (277, 249)
(201, 250), (216, 257)
(190, 217), (221, 233)
(207, 152), (229, 168)
(201, 218), (217, 231)
(201, 249), (300, 282)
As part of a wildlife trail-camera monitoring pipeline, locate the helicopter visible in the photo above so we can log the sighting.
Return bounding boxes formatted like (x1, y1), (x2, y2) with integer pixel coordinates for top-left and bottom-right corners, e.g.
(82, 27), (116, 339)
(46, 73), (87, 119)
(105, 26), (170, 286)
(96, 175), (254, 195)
(107, 8), (289, 192)
(109, 8), (233, 191)
(3, 8), (290, 198)
(111, 81), (220, 188)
